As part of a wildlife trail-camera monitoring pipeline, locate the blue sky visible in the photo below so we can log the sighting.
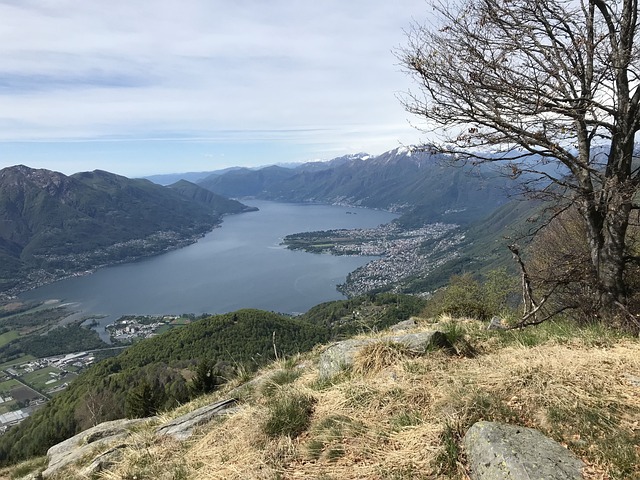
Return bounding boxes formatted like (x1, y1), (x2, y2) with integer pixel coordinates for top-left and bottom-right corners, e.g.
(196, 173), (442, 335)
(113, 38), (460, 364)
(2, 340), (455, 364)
(0, 0), (429, 177)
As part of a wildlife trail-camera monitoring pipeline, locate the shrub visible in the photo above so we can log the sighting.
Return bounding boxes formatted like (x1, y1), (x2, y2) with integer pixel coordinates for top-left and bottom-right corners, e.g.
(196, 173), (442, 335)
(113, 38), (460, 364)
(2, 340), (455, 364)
(422, 269), (517, 321)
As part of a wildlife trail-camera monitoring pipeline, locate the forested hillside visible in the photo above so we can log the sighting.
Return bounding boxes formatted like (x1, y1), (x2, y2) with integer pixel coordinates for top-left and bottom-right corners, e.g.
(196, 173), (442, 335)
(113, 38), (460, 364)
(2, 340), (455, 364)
(0, 166), (253, 294)
(199, 147), (514, 226)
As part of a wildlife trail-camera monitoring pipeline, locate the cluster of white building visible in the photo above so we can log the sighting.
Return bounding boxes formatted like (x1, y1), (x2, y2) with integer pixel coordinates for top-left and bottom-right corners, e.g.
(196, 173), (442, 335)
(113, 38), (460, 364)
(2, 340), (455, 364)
(337, 224), (465, 296)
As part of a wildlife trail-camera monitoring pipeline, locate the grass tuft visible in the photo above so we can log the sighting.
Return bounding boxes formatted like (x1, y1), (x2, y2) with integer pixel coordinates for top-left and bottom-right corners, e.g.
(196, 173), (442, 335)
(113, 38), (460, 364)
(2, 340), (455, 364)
(263, 391), (316, 438)
(352, 341), (413, 375)
(261, 368), (302, 397)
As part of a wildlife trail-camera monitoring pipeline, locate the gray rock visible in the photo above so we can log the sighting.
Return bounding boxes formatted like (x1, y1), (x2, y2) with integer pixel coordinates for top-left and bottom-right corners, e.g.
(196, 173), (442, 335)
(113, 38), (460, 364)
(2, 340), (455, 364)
(80, 445), (126, 477)
(43, 417), (154, 478)
(317, 330), (450, 378)
(487, 316), (506, 330)
(624, 373), (640, 387)
(156, 398), (239, 440)
(463, 421), (585, 480)
(389, 317), (418, 332)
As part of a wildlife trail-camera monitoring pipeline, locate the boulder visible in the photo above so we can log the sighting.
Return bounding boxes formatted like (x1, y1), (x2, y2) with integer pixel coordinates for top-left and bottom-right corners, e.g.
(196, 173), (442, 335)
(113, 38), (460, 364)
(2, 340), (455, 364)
(463, 421), (585, 480)
(317, 330), (450, 378)
(43, 417), (155, 478)
(80, 445), (126, 477)
(389, 317), (418, 332)
(156, 398), (239, 440)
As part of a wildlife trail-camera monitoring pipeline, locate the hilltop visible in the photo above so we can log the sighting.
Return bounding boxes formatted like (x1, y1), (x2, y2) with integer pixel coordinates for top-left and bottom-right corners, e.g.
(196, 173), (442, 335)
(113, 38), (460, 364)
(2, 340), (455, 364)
(3, 315), (637, 479)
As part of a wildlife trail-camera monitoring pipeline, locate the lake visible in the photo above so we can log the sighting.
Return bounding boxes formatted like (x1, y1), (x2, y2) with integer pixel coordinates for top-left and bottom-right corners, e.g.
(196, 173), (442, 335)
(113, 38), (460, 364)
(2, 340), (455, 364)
(20, 201), (397, 338)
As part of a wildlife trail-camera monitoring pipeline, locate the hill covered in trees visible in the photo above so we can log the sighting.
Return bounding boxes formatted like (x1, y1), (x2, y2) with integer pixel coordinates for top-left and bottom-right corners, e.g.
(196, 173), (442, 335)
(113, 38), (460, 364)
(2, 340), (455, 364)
(198, 147), (515, 227)
(0, 166), (254, 294)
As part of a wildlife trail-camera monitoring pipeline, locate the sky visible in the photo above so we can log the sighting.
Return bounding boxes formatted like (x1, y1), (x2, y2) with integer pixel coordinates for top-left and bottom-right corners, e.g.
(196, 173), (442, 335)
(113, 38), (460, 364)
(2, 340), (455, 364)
(0, 0), (429, 177)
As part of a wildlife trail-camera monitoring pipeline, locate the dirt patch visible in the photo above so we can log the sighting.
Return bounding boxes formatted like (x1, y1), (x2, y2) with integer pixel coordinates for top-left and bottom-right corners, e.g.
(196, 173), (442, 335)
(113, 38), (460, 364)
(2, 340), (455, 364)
(11, 386), (40, 403)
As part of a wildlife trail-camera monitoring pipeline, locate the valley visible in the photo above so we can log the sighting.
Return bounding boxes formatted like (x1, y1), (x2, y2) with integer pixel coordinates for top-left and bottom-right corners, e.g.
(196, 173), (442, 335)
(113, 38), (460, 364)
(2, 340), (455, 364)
(0, 147), (538, 466)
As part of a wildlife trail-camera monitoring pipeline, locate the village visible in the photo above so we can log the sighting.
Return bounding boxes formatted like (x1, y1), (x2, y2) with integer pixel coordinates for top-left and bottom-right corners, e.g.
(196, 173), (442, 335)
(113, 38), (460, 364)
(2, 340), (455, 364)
(0, 351), (97, 433)
(284, 222), (464, 296)
(106, 315), (192, 343)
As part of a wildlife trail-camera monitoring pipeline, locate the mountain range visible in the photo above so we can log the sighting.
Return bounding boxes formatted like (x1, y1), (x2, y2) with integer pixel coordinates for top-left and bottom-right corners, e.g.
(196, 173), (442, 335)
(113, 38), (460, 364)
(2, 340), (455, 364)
(0, 166), (255, 294)
(196, 147), (514, 226)
(0, 147), (530, 295)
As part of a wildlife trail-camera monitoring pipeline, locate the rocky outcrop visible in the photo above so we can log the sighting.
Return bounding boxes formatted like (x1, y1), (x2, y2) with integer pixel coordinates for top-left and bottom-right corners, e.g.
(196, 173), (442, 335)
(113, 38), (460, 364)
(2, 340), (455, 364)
(80, 445), (127, 477)
(463, 421), (585, 480)
(43, 417), (155, 478)
(40, 398), (239, 478)
(317, 330), (450, 378)
(156, 398), (239, 440)
(388, 317), (418, 332)
(487, 316), (507, 330)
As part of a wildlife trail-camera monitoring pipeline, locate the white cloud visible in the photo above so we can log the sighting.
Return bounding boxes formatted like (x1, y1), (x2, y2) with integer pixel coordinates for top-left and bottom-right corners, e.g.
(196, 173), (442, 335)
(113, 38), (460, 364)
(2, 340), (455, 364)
(0, 0), (429, 173)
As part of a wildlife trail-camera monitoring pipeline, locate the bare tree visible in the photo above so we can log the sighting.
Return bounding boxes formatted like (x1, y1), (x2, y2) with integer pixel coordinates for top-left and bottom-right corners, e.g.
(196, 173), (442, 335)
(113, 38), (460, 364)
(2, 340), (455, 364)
(399, 0), (640, 321)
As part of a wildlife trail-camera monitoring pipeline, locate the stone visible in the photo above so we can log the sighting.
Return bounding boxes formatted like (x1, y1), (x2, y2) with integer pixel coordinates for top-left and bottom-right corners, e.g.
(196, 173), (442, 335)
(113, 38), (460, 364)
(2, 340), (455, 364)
(43, 417), (155, 478)
(156, 398), (239, 440)
(317, 330), (450, 378)
(389, 317), (418, 332)
(624, 373), (640, 387)
(463, 421), (585, 480)
(80, 445), (126, 477)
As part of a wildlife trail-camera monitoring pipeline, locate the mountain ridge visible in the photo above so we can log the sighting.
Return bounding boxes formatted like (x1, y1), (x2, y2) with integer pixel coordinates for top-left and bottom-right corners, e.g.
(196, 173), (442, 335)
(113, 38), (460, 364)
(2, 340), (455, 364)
(198, 147), (514, 226)
(0, 165), (254, 295)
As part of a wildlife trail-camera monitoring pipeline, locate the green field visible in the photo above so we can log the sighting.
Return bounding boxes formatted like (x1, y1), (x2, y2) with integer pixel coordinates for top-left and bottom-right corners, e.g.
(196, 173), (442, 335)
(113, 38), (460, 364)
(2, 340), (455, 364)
(156, 325), (172, 335)
(44, 372), (77, 394)
(21, 367), (61, 390)
(0, 399), (18, 414)
(0, 379), (21, 393)
(0, 331), (19, 348)
(0, 355), (36, 370)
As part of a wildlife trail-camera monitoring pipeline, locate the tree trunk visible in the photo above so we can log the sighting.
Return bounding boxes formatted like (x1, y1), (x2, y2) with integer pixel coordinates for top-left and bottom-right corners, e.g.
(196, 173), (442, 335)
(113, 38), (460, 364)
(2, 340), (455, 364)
(583, 187), (632, 310)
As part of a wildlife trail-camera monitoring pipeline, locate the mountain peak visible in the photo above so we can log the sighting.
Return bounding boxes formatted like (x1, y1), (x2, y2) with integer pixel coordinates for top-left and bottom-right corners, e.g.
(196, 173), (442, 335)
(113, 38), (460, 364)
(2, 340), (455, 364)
(0, 164), (72, 193)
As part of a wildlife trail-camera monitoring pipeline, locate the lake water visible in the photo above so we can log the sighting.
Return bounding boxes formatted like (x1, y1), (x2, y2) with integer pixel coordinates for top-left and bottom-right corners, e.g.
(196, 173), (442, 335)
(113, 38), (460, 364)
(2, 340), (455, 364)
(20, 201), (397, 338)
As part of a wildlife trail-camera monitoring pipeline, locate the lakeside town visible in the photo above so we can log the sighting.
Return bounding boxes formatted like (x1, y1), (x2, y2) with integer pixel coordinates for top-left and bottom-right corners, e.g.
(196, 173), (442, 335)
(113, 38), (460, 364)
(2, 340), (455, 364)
(284, 222), (464, 296)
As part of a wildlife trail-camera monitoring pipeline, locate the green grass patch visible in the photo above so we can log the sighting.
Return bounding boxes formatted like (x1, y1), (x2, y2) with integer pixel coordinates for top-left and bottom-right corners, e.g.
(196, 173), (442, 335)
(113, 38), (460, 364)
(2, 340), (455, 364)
(155, 325), (172, 335)
(262, 391), (316, 438)
(547, 404), (640, 479)
(0, 400), (18, 414)
(0, 331), (19, 348)
(7, 456), (47, 479)
(20, 366), (61, 390)
(261, 369), (302, 397)
(0, 355), (35, 370)
(0, 379), (21, 393)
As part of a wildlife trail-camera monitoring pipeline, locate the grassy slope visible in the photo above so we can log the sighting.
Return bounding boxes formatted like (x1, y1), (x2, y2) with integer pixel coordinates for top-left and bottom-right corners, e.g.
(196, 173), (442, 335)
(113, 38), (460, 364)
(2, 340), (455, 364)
(11, 317), (639, 480)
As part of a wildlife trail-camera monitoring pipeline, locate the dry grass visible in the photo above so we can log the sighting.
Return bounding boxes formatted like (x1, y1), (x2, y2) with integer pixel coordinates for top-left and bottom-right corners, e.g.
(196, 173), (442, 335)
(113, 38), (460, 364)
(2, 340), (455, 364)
(182, 328), (639, 479)
(352, 341), (414, 375)
(10, 320), (640, 480)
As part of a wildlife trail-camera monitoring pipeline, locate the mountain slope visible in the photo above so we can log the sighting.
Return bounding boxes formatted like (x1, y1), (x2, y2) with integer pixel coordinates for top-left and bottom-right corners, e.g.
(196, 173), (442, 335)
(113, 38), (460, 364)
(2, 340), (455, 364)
(199, 165), (298, 198)
(5, 317), (637, 479)
(0, 295), (426, 466)
(167, 180), (258, 214)
(0, 166), (252, 294)
(199, 148), (513, 226)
